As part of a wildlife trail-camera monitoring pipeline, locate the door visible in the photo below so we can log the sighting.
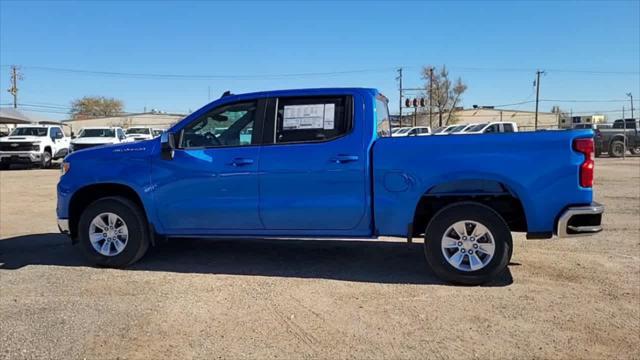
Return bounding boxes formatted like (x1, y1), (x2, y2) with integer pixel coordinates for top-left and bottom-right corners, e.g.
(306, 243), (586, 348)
(258, 95), (367, 230)
(50, 127), (67, 157)
(152, 100), (265, 233)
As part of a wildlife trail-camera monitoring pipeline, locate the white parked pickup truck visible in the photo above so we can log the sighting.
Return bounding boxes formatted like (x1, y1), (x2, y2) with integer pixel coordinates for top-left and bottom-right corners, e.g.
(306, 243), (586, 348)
(70, 127), (127, 153)
(0, 124), (70, 169)
(125, 127), (155, 141)
(461, 122), (518, 134)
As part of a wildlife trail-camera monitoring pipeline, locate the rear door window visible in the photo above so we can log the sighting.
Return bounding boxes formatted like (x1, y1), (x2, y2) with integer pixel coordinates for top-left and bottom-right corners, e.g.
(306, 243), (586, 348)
(485, 124), (500, 133)
(376, 95), (391, 137)
(502, 123), (514, 132)
(272, 96), (352, 144)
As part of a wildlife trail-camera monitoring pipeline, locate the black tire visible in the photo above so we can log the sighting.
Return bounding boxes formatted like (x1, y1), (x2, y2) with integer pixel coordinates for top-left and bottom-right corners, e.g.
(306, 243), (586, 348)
(595, 148), (602, 158)
(77, 196), (150, 268)
(0, 163), (9, 170)
(629, 147), (639, 155)
(41, 150), (52, 168)
(424, 202), (512, 285)
(609, 140), (625, 158)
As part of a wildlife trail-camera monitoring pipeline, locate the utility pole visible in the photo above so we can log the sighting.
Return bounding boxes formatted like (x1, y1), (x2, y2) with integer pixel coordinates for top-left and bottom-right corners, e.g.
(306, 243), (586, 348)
(627, 93), (634, 120)
(622, 106), (626, 159)
(534, 69), (545, 130)
(397, 68), (403, 127)
(428, 67), (434, 128)
(7, 65), (22, 108)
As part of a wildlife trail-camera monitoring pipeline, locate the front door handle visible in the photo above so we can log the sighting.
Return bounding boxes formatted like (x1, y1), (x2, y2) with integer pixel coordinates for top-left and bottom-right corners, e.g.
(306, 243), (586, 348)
(229, 158), (254, 167)
(330, 154), (359, 164)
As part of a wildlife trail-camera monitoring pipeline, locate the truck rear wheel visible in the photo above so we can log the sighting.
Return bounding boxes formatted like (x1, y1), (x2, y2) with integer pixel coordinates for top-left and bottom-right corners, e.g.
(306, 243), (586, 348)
(77, 196), (150, 268)
(424, 202), (512, 285)
(610, 140), (625, 157)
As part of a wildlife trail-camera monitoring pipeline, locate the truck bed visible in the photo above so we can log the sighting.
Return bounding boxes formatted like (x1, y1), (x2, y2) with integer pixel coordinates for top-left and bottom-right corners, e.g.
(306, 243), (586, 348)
(372, 129), (594, 237)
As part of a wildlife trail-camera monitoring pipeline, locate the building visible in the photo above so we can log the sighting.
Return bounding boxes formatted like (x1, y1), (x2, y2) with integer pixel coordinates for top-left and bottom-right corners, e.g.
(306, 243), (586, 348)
(63, 112), (186, 133)
(400, 107), (561, 131)
(562, 114), (607, 129)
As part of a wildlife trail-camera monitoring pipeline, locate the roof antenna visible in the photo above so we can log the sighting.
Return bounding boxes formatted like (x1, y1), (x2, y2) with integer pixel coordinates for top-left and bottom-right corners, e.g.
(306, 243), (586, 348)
(221, 90), (233, 98)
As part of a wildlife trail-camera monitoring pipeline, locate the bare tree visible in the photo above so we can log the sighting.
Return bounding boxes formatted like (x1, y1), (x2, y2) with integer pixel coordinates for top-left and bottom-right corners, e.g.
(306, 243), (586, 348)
(422, 65), (467, 126)
(70, 96), (124, 119)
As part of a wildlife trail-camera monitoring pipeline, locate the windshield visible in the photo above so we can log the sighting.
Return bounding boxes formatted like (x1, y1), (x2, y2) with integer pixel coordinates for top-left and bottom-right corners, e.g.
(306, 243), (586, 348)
(10, 127), (48, 136)
(467, 123), (488, 132)
(396, 128), (411, 134)
(126, 128), (150, 135)
(79, 128), (115, 138)
(152, 129), (164, 136)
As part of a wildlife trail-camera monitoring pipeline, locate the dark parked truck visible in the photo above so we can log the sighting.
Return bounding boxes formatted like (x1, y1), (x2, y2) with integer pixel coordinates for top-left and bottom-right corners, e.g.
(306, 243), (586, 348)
(595, 118), (640, 157)
(57, 88), (604, 284)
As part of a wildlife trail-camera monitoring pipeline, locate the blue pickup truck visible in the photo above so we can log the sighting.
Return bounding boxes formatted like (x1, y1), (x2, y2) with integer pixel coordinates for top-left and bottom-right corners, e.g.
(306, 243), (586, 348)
(57, 88), (603, 284)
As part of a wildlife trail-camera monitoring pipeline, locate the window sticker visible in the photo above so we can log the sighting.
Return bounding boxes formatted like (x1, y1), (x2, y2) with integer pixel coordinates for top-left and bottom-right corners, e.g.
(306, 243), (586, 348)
(283, 104), (335, 130)
(323, 104), (335, 130)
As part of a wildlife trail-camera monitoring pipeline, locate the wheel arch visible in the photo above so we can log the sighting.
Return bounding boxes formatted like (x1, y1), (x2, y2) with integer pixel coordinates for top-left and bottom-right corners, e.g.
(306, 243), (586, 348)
(411, 179), (528, 238)
(610, 135), (626, 144)
(68, 183), (153, 243)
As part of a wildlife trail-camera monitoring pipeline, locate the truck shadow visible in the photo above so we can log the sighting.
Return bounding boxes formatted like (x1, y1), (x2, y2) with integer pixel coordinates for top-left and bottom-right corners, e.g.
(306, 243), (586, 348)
(0, 233), (513, 286)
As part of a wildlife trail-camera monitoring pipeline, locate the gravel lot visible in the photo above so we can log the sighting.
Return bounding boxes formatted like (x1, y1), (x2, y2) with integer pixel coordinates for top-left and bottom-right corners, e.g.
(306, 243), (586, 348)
(1, 157), (639, 359)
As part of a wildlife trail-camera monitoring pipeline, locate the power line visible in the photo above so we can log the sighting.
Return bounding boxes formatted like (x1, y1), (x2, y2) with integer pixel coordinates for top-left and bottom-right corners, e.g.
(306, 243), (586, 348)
(2, 64), (638, 81)
(401, 65), (640, 75)
(542, 99), (640, 103)
(0, 65), (398, 80)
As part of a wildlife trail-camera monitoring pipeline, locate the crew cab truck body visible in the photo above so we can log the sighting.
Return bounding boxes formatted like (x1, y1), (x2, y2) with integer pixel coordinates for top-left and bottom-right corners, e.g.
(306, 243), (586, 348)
(57, 88), (604, 284)
(0, 124), (70, 169)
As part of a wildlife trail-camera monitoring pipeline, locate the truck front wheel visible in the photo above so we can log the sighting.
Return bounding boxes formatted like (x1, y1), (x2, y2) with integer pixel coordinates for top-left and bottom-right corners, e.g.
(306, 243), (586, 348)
(77, 196), (150, 268)
(424, 202), (512, 285)
(40, 150), (52, 168)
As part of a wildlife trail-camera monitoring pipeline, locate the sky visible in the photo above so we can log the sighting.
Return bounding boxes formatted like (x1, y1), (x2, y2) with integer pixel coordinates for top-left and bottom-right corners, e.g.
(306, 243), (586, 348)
(1, 0), (639, 120)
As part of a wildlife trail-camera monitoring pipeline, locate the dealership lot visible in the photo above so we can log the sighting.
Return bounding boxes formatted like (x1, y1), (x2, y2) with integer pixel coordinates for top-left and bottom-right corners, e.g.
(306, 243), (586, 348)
(0, 158), (638, 359)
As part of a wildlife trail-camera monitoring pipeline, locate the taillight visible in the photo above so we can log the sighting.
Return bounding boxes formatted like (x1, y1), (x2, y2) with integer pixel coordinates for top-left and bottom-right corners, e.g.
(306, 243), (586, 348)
(574, 138), (594, 187)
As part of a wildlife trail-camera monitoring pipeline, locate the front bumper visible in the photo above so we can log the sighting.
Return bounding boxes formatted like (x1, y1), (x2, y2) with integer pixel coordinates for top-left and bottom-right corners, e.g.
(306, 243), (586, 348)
(57, 218), (69, 234)
(0, 151), (41, 163)
(556, 202), (604, 238)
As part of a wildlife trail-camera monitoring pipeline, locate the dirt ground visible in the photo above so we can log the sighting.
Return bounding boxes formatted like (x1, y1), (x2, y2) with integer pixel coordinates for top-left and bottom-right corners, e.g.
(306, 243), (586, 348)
(0, 157), (639, 359)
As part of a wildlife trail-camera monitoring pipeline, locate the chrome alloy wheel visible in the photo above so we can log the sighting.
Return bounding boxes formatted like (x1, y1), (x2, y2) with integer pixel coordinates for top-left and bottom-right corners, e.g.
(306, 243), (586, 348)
(441, 220), (495, 272)
(89, 212), (129, 257)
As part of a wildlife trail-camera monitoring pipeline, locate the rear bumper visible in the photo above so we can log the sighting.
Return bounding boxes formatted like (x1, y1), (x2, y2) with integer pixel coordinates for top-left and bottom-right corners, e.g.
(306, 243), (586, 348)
(556, 202), (604, 238)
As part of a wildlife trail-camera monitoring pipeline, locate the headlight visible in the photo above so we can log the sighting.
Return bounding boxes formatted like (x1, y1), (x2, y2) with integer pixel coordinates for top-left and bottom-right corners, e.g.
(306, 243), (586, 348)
(61, 162), (70, 176)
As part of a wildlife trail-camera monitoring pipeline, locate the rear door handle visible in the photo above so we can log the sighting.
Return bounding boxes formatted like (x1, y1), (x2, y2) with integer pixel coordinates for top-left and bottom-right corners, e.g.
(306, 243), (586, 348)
(330, 154), (359, 164)
(229, 158), (254, 167)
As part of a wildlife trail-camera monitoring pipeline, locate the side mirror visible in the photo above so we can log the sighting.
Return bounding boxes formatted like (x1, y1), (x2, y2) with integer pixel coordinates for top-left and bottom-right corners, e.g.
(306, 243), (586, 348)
(161, 131), (176, 160)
